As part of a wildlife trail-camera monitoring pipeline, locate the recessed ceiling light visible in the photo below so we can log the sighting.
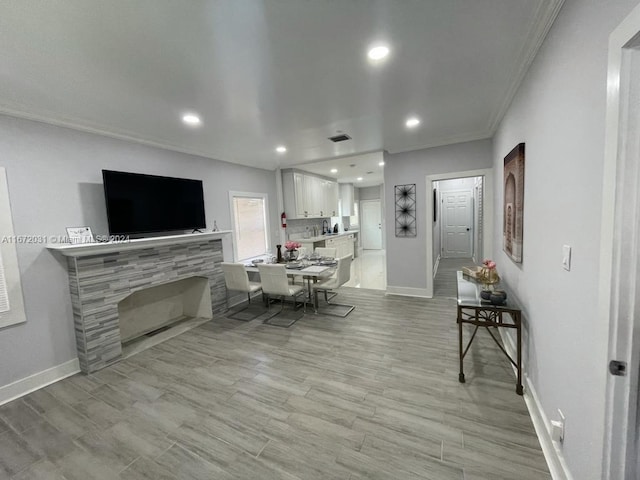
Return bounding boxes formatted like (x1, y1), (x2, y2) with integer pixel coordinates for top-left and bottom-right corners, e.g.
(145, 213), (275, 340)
(276, 145), (287, 153)
(368, 45), (390, 61)
(330, 168), (338, 173)
(406, 117), (421, 128)
(379, 161), (385, 166)
(182, 113), (202, 126)
(357, 177), (363, 181)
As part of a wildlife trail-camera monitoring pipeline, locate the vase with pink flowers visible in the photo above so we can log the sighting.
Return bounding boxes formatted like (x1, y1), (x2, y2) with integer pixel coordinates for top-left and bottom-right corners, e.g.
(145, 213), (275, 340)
(479, 259), (500, 293)
(284, 241), (302, 261)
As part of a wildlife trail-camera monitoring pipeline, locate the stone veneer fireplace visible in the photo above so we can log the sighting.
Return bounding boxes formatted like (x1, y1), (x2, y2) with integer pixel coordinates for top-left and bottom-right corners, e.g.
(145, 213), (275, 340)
(48, 232), (230, 373)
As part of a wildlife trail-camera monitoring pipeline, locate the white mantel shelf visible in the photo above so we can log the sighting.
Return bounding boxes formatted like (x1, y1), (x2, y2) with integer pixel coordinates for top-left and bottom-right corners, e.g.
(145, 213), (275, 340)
(46, 231), (232, 258)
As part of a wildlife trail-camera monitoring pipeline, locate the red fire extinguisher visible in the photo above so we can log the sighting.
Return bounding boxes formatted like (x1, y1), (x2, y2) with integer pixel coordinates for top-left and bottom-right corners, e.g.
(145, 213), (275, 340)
(281, 212), (287, 228)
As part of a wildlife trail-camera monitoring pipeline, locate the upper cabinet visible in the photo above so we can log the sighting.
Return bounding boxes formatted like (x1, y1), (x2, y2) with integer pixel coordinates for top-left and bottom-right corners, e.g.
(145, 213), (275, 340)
(339, 183), (354, 216)
(323, 179), (339, 217)
(282, 170), (339, 219)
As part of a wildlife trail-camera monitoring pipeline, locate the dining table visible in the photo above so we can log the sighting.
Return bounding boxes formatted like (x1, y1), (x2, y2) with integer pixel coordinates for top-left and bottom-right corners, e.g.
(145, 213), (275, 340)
(245, 258), (337, 309)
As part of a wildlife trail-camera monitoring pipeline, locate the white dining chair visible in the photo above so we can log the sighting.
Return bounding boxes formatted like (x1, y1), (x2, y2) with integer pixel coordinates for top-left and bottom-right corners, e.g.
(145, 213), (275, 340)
(258, 264), (306, 327)
(221, 263), (263, 319)
(311, 254), (354, 316)
(315, 247), (337, 258)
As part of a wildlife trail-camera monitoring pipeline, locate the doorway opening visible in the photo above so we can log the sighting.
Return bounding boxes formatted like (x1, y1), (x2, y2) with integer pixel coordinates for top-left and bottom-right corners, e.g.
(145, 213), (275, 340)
(425, 168), (493, 298)
(361, 199), (383, 250)
(434, 176), (484, 263)
(601, 5), (640, 479)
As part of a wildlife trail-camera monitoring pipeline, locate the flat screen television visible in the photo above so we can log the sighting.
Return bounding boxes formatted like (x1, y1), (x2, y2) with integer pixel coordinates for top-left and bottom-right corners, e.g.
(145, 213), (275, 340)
(102, 170), (206, 236)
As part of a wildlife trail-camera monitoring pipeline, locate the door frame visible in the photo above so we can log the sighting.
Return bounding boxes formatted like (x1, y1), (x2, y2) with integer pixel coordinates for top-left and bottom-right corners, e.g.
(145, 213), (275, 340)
(425, 169), (493, 298)
(361, 199), (383, 250)
(440, 189), (474, 259)
(601, 4), (640, 479)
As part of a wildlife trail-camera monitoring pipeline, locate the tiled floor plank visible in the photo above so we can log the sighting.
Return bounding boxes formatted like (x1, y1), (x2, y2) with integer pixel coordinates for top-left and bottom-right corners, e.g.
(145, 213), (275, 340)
(0, 258), (549, 479)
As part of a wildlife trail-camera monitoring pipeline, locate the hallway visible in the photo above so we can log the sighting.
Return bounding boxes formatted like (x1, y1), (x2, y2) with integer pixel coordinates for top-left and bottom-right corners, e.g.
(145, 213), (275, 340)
(433, 257), (474, 298)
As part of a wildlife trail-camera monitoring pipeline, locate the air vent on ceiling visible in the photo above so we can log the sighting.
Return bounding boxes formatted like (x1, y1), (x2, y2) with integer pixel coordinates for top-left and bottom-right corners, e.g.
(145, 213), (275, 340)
(328, 134), (352, 143)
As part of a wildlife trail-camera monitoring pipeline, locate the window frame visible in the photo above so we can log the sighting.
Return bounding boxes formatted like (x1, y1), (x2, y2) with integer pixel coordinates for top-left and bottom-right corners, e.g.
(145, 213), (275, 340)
(228, 190), (271, 262)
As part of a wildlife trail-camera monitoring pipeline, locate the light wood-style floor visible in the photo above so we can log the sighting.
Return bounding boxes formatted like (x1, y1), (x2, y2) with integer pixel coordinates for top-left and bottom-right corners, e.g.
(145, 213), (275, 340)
(0, 258), (550, 479)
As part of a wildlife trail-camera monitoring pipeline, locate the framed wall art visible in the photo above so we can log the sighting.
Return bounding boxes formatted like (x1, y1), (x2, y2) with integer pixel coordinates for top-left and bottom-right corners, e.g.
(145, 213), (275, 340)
(395, 184), (416, 237)
(503, 143), (525, 263)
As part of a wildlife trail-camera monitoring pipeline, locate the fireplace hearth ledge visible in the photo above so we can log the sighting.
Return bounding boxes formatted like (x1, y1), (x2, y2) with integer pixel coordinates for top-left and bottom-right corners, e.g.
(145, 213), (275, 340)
(47, 231), (232, 374)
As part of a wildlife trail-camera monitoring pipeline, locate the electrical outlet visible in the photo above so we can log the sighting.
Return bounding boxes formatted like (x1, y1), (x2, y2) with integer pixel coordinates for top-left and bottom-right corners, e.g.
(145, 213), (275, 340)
(562, 245), (571, 271)
(551, 409), (565, 443)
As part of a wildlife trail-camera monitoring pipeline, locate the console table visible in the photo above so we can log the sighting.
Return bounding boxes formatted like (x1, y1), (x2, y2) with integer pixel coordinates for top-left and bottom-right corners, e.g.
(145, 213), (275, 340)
(456, 271), (523, 395)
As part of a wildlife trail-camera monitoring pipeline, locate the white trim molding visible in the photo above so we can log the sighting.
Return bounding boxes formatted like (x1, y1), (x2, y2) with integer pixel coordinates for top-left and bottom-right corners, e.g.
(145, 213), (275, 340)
(433, 254), (441, 279)
(47, 231), (232, 257)
(600, 4), (640, 479)
(487, 0), (565, 133)
(228, 191), (271, 262)
(0, 358), (80, 406)
(499, 330), (573, 480)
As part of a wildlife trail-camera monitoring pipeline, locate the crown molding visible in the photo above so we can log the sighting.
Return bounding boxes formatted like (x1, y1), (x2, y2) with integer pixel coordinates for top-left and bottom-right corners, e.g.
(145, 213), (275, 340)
(385, 130), (492, 155)
(486, 0), (566, 134)
(0, 106), (279, 171)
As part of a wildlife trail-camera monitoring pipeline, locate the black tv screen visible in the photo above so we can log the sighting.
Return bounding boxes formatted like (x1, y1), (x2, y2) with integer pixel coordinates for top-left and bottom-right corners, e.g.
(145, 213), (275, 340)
(102, 170), (206, 236)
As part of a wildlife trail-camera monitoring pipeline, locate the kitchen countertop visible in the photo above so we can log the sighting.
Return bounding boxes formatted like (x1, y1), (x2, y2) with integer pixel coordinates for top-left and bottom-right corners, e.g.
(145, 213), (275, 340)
(292, 230), (358, 243)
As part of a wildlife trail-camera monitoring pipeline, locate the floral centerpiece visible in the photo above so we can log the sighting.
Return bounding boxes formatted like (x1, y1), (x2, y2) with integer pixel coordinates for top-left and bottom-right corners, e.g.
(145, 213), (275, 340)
(284, 241), (302, 261)
(479, 259), (499, 290)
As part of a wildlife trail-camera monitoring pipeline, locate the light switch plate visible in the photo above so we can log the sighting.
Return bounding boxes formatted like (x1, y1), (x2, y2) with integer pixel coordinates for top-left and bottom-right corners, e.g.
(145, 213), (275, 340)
(562, 245), (571, 271)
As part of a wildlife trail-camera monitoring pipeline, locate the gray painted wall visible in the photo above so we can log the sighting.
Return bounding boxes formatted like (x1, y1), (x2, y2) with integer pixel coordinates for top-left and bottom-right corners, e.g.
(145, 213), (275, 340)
(492, 0), (640, 478)
(0, 114), (278, 389)
(384, 139), (493, 290)
(358, 185), (381, 201)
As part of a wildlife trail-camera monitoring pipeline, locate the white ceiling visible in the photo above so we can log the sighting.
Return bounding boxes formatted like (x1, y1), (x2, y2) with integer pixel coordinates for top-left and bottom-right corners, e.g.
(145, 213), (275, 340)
(0, 0), (563, 177)
(295, 151), (385, 188)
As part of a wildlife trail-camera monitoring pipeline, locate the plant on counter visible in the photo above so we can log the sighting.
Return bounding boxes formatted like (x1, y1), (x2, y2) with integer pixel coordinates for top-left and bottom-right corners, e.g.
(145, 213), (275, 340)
(284, 240), (302, 251)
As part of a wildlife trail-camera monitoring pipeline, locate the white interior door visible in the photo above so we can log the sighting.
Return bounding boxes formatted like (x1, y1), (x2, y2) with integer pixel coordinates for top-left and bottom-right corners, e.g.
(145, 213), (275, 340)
(442, 190), (472, 258)
(602, 9), (640, 479)
(361, 200), (382, 250)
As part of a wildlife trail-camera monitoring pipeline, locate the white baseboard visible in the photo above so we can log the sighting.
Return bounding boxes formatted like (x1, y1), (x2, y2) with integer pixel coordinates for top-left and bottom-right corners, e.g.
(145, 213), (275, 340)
(0, 358), (80, 406)
(499, 330), (573, 480)
(433, 254), (441, 279)
(386, 286), (431, 298)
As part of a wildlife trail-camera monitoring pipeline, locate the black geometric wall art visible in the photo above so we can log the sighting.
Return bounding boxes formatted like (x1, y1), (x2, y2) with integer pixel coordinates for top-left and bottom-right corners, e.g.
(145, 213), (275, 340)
(395, 184), (416, 237)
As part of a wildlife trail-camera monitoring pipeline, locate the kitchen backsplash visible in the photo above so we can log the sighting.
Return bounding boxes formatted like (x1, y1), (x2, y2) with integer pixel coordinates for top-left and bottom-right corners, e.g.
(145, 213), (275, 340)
(286, 216), (355, 240)
(286, 218), (327, 239)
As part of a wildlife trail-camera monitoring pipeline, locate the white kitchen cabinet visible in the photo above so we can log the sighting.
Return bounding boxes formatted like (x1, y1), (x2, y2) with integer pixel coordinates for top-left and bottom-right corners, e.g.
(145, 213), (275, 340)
(303, 174), (323, 216)
(293, 172), (306, 217)
(283, 171), (306, 218)
(325, 234), (354, 259)
(339, 183), (354, 216)
(323, 180), (339, 217)
(345, 234), (355, 258)
(282, 170), (338, 219)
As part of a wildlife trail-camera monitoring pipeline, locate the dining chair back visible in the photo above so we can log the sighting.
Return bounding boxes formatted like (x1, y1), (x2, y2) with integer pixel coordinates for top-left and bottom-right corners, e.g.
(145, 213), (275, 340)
(257, 264), (306, 326)
(311, 254), (354, 316)
(221, 262), (262, 304)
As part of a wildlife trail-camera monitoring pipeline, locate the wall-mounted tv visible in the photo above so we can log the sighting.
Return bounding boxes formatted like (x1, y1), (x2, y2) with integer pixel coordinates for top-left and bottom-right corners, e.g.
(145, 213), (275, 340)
(102, 170), (206, 236)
